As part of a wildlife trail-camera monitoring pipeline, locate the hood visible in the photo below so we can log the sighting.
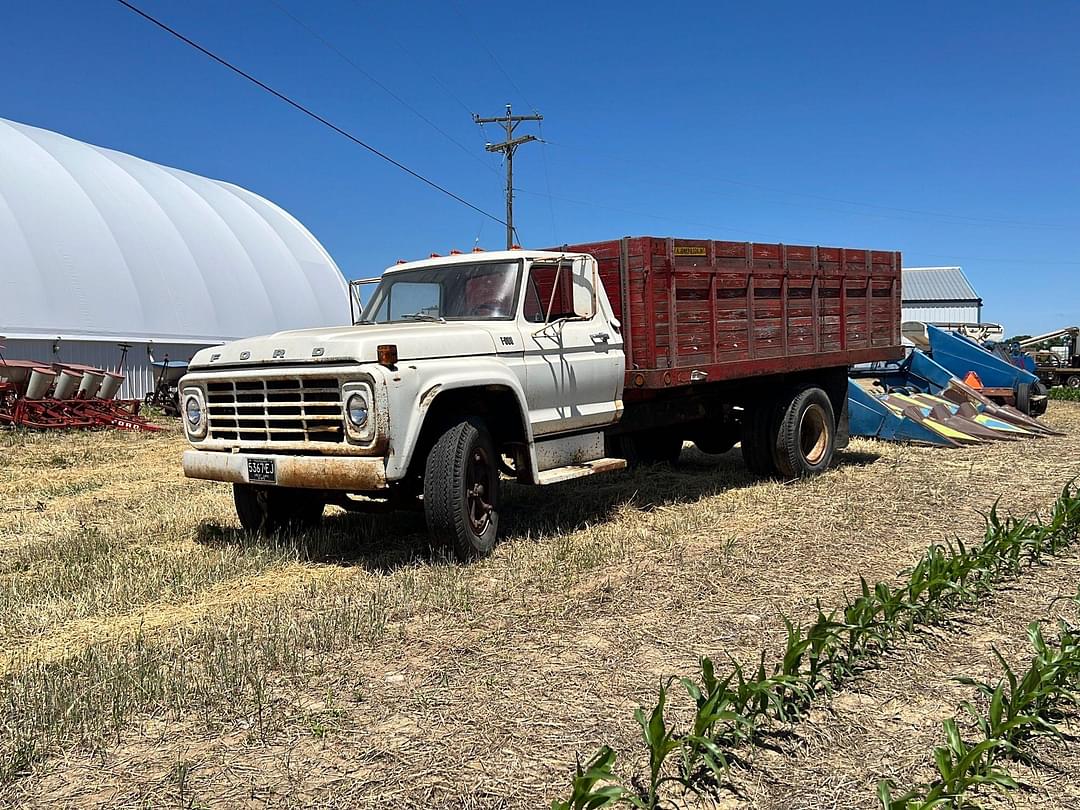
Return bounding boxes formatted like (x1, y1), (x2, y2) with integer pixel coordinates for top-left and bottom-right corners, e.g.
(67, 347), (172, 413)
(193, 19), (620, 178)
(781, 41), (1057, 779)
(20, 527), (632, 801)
(189, 322), (498, 369)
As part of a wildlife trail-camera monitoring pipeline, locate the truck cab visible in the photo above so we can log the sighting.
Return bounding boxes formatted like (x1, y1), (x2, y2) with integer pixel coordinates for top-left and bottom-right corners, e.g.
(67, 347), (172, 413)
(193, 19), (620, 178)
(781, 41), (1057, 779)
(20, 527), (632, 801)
(180, 250), (629, 559)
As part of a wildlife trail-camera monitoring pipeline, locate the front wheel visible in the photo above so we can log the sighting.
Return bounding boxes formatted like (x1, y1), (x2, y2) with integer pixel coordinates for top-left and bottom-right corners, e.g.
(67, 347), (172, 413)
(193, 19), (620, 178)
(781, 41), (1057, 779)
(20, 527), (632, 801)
(1066, 375), (1080, 389)
(233, 484), (325, 534)
(424, 419), (500, 560)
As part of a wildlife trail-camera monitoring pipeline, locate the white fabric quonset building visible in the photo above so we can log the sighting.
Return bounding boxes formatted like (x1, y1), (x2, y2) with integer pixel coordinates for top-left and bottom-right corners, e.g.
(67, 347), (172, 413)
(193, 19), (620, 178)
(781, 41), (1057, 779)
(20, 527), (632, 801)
(0, 117), (350, 398)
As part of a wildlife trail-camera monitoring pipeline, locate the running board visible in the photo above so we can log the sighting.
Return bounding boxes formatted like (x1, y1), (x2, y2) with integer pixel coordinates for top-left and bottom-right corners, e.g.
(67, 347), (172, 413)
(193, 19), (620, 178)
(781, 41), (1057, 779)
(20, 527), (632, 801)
(536, 457), (627, 485)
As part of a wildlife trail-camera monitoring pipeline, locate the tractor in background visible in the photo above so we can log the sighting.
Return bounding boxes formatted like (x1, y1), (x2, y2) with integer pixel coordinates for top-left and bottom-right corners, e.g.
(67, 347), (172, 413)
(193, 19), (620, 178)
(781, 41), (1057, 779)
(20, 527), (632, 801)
(1013, 327), (1080, 389)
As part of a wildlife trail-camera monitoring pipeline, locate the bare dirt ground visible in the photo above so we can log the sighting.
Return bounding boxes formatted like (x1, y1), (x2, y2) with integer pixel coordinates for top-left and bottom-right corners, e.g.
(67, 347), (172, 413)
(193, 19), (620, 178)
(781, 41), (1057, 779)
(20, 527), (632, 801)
(1, 402), (1079, 809)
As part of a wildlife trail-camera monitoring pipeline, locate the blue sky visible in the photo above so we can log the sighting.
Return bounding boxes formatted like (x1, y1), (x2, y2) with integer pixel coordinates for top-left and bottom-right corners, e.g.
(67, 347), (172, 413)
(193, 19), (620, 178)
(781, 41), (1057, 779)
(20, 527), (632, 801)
(3, 0), (1078, 335)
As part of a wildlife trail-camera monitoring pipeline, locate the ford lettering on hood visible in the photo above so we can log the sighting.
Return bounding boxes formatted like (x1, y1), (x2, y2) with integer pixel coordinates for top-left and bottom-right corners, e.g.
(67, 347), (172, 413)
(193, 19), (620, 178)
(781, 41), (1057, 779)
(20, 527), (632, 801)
(189, 322), (503, 369)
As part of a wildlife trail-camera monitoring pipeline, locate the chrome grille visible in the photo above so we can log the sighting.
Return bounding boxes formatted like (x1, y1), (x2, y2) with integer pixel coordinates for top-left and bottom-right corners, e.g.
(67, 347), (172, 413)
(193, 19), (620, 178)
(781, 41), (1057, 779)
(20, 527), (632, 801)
(206, 377), (344, 443)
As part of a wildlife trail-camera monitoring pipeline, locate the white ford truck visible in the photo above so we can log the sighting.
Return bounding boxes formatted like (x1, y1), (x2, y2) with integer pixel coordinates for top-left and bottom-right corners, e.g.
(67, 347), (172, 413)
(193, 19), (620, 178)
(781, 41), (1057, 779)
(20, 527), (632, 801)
(182, 249), (629, 559)
(181, 238), (902, 558)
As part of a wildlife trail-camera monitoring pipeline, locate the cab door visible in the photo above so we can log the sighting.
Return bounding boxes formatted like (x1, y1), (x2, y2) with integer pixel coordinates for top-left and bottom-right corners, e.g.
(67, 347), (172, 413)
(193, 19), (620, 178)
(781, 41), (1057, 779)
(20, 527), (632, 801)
(519, 256), (624, 436)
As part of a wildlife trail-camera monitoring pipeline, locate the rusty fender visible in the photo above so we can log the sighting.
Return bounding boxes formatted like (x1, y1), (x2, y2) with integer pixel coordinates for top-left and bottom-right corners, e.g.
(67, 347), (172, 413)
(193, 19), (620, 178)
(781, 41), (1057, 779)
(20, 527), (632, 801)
(182, 450), (387, 491)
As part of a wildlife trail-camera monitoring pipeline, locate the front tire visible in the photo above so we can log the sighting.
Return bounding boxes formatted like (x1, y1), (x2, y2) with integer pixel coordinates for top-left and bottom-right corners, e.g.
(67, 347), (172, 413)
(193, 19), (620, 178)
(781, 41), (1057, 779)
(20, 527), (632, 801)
(424, 419), (500, 560)
(233, 484), (325, 534)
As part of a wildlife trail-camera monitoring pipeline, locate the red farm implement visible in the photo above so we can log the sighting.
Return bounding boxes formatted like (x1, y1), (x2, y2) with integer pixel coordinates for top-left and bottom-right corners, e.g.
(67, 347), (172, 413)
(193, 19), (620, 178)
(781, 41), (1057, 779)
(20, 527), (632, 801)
(0, 359), (161, 432)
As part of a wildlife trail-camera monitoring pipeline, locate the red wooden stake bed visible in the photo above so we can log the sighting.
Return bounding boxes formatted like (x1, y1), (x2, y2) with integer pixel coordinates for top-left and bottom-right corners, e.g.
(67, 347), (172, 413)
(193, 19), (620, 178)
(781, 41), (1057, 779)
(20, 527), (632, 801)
(558, 236), (904, 391)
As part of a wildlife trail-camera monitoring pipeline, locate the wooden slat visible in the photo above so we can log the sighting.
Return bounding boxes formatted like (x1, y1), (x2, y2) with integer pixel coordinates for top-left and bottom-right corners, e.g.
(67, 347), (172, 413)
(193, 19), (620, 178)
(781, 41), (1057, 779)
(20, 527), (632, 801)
(555, 235), (902, 386)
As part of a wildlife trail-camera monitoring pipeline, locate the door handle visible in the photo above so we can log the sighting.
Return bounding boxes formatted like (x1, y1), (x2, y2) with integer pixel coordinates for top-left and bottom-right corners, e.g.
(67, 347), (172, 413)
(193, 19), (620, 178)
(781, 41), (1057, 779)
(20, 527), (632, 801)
(590, 331), (610, 343)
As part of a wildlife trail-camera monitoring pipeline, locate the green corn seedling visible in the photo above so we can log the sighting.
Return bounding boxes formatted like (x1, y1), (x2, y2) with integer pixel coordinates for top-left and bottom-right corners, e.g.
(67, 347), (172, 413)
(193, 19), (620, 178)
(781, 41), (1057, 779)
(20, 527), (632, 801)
(556, 484), (1080, 809)
(633, 678), (684, 808)
(550, 746), (626, 810)
(881, 591), (1080, 809)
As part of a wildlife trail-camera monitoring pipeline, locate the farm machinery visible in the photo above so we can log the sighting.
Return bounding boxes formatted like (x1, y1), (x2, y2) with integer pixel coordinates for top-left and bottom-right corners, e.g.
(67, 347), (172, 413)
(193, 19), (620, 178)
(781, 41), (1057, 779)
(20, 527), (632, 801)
(849, 323), (1057, 447)
(0, 357), (160, 432)
(1015, 326), (1080, 389)
(144, 354), (189, 416)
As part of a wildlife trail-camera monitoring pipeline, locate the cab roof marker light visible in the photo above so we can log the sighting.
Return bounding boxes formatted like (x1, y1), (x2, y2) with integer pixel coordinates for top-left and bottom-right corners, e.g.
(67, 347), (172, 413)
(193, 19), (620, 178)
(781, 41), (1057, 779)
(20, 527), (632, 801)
(449, 249), (463, 255)
(396, 259), (407, 264)
(472, 246), (485, 252)
(429, 252), (441, 258)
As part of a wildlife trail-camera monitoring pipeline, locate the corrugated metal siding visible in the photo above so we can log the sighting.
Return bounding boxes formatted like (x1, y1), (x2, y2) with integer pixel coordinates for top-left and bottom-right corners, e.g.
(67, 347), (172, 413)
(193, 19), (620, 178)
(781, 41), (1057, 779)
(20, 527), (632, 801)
(902, 305), (981, 324)
(1, 338), (214, 400)
(902, 267), (980, 303)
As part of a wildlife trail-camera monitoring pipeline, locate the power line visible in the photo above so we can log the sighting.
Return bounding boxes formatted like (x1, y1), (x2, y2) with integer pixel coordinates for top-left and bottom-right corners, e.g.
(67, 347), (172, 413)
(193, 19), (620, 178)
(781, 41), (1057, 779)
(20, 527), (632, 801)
(451, 2), (539, 114)
(348, 0), (477, 120)
(541, 140), (1071, 232)
(516, 187), (1080, 266)
(268, 0), (496, 175)
(537, 119), (558, 244)
(515, 187), (783, 241)
(699, 175), (1072, 231)
(113, 0), (505, 226)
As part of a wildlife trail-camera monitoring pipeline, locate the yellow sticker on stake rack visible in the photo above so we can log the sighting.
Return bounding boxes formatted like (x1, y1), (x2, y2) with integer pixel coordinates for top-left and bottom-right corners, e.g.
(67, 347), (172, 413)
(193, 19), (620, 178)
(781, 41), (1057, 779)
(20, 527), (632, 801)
(674, 246), (707, 256)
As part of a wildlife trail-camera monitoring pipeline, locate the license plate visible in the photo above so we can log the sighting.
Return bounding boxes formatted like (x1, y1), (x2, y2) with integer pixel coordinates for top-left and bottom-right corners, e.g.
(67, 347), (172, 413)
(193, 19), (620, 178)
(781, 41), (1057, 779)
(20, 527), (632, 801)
(247, 457), (277, 483)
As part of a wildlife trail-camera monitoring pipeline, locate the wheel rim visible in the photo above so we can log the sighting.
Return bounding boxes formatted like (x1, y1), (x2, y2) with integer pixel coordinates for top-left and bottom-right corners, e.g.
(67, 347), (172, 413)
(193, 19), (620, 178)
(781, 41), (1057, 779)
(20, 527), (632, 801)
(798, 404), (829, 465)
(1068, 377), (1080, 389)
(466, 445), (495, 535)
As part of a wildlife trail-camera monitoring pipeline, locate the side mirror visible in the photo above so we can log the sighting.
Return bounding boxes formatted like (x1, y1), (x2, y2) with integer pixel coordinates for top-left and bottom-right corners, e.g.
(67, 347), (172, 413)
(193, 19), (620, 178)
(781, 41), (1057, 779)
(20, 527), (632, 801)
(571, 258), (596, 319)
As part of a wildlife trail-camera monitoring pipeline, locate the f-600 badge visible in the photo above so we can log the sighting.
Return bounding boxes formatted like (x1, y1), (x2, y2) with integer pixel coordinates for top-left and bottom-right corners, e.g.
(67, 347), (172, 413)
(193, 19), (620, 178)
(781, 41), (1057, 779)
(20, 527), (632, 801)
(500, 336), (515, 346)
(272, 349), (286, 358)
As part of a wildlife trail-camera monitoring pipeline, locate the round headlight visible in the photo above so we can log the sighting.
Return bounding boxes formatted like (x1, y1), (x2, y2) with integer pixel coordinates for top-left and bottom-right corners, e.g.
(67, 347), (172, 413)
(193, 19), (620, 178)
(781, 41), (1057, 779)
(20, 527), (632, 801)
(185, 396), (203, 428)
(346, 392), (369, 428)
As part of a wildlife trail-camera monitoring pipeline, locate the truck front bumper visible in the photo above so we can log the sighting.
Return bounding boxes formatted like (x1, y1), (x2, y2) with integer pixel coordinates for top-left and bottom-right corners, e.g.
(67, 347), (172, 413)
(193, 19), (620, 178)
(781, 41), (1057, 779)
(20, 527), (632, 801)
(182, 450), (387, 491)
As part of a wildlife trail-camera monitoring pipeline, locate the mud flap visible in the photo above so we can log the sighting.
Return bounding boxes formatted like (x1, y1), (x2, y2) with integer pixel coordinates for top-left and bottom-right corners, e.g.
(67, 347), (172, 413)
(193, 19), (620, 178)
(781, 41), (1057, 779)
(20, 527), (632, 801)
(835, 392), (850, 450)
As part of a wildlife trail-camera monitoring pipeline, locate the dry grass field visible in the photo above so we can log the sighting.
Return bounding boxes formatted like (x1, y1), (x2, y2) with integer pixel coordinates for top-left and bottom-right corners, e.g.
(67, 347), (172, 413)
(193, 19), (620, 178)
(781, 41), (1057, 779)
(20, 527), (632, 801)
(2, 403), (1080, 808)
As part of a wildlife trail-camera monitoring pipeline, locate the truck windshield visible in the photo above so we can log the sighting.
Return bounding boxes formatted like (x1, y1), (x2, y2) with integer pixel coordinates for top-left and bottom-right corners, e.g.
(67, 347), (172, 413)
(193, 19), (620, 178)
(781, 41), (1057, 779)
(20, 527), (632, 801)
(360, 260), (521, 323)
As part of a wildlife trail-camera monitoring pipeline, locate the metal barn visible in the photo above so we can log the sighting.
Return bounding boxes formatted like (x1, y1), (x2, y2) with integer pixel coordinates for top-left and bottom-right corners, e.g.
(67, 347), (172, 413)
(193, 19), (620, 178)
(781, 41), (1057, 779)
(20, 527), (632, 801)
(901, 266), (982, 325)
(0, 118), (350, 399)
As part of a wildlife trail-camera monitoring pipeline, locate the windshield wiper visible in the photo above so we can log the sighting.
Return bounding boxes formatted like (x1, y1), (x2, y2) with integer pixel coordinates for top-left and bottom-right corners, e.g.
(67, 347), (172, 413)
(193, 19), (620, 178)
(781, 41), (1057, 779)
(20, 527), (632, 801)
(406, 312), (446, 323)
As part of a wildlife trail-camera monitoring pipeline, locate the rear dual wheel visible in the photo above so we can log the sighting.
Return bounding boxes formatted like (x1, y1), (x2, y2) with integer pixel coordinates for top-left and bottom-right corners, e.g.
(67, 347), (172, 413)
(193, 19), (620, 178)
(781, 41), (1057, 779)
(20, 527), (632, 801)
(772, 387), (835, 478)
(741, 385), (836, 479)
(741, 403), (779, 476)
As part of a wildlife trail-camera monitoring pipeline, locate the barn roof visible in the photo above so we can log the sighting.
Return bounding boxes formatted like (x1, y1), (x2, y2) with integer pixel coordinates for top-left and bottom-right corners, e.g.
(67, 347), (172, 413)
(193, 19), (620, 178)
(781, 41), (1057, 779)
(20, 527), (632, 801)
(0, 118), (349, 344)
(902, 266), (981, 304)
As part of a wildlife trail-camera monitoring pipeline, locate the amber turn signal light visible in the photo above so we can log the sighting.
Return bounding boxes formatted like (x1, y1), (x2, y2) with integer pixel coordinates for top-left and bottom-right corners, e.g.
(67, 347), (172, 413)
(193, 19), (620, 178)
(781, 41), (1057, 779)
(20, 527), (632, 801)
(377, 344), (398, 367)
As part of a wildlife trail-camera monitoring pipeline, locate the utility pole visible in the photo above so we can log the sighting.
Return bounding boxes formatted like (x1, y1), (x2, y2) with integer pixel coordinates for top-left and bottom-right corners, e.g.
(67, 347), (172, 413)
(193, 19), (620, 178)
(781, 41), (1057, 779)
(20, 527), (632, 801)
(473, 104), (542, 249)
